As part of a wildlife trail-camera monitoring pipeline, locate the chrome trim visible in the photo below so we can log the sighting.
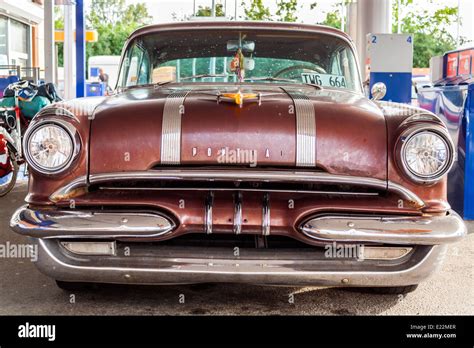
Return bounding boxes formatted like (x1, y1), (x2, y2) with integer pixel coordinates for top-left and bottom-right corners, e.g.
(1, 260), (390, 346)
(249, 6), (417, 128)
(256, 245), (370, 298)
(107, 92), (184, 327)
(283, 88), (316, 167)
(262, 193), (270, 236)
(50, 176), (88, 202)
(50, 170), (425, 207)
(361, 246), (413, 260)
(160, 89), (191, 165)
(33, 237), (447, 287)
(98, 186), (380, 196)
(61, 241), (116, 256)
(397, 126), (455, 184)
(10, 205), (176, 239)
(300, 210), (466, 245)
(23, 119), (81, 175)
(233, 192), (242, 234)
(204, 191), (214, 234)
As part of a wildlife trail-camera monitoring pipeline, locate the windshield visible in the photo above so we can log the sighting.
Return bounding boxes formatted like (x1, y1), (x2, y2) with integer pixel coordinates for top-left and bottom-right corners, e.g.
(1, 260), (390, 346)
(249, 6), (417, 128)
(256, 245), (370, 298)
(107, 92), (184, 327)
(117, 29), (362, 93)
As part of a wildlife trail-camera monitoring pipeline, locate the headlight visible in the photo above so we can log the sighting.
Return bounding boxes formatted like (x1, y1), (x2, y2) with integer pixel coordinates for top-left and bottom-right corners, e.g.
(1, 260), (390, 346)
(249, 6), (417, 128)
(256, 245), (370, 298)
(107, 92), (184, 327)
(400, 129), (454, 183)
(24, 122), (78, 174)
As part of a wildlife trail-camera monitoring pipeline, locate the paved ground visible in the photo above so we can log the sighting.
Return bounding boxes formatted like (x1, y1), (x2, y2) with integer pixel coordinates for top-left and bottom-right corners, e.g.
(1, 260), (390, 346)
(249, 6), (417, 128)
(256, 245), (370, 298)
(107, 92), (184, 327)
(0, 183), (472, 315)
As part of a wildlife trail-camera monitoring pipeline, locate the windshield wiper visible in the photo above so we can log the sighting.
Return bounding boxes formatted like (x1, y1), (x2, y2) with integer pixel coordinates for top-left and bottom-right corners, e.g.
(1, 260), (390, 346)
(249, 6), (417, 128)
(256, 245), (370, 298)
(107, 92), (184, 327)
(244, 77), (323, 90)
(152, 74), (232, 88)
(179, 73), (231, 81)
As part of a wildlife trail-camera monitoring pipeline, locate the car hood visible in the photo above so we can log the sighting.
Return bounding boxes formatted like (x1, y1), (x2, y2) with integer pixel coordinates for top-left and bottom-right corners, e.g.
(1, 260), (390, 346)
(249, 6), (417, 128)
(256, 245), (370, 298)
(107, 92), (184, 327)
(89, 84), (387, 180)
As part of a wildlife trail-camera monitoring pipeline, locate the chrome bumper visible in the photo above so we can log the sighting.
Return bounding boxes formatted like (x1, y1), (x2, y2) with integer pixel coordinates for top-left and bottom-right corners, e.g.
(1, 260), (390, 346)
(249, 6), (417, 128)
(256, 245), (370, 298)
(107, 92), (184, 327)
(31, 238), (448, 287)
(300, 211), (467, 245)
(11, 205), (466, 245)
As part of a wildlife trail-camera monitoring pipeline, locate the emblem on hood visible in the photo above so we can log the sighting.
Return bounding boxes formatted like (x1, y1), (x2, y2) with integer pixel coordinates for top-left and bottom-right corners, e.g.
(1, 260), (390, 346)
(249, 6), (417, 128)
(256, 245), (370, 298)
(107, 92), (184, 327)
(217, 90), (261, 108)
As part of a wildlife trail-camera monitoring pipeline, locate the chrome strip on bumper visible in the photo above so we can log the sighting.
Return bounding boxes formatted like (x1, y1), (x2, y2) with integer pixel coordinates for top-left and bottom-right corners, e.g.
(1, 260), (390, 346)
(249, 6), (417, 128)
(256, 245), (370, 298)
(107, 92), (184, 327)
(10, 205), (176, 239)
(32, 238), (448, 287)
(262, 193), (270, 236)
(50, 170), (425, 207)
(233, 192), (242, 235)
(204, 191), (214, 234)
(300, 210), (466, 245)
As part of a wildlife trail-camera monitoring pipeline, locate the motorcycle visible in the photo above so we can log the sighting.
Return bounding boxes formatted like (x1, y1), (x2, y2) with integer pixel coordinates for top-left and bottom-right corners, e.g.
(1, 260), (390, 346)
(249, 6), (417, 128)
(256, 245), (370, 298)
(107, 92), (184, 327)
(0, 81), (61, 196)
(0, 102), (23, 196)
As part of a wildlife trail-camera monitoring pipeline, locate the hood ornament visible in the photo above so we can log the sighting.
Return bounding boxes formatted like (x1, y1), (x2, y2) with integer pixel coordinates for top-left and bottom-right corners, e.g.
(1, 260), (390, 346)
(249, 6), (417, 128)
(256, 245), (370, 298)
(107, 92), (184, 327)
(217, 90), (261, 108)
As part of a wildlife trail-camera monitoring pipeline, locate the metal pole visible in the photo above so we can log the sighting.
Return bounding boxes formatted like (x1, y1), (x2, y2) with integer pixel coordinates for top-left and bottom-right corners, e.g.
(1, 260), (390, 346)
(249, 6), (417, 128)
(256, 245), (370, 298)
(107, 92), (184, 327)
(235, 0), (237, 19)
(397, 0), (401, 33)
(341, 0), (345, 32)
(64, 4), (75, 99)
(211, 0), (216, 17)
(456, 0), (461, 48)
(76, 0), (86, 98)
(44, 0), (55, 83)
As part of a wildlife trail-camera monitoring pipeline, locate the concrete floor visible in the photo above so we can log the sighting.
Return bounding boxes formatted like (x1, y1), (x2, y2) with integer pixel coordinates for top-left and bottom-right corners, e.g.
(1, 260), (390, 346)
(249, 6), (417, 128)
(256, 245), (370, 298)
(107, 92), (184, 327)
(0, 183), (472, 315)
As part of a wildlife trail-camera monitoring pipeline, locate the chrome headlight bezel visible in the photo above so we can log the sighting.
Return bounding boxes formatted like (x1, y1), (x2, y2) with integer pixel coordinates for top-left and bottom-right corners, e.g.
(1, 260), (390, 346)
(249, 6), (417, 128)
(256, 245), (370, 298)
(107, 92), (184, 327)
(397, 126), (455, 184)
(23, 120), (81, 175)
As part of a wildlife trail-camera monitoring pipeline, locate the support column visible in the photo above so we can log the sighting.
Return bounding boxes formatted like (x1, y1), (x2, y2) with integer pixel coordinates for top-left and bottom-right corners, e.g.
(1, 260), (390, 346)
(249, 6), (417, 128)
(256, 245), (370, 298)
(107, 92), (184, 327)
(355, 0), (392, 79)
(75, 0), (85, 98)
(64, 4), (75, 99)
(44, 0), (55, 84)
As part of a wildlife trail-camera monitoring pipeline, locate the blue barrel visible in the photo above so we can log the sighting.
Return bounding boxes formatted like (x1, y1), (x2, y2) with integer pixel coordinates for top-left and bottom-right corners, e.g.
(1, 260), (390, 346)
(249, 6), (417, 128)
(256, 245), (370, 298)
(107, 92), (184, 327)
(418, 48), (474, 220)
(85, 82), (106, 97)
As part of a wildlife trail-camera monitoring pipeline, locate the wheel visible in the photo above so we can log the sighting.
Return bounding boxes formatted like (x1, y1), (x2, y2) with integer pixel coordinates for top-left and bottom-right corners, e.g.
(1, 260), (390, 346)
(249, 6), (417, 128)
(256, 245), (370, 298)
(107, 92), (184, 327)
(346, 284), (419, 295)
(55, 280), (97, 291)
(0, 153), (18, 197)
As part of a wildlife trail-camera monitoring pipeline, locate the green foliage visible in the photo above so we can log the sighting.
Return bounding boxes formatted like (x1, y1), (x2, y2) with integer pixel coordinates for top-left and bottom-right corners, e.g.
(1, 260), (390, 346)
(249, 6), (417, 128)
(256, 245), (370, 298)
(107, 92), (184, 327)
(392, 0), (459, 67)
(276, 0), (298, 22)
(321, 10), (341, 29)
(196, 4), (225, 17)
(55, 7), (64, 67)
(85, 0), (151, 68)
(242, 0), (299, 22)
(55, 0), (151, 67)
(242, 0), (271, 21)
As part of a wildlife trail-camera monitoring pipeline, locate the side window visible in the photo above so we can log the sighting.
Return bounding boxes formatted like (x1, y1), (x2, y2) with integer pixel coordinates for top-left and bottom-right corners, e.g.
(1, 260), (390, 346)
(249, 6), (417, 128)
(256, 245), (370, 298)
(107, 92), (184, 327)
(330, 53), (342, 76)
(120, 43), (148, 87)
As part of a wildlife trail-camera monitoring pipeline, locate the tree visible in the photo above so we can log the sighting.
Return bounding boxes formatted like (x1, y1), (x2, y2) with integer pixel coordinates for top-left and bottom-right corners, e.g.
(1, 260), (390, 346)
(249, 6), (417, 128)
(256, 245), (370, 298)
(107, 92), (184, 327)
(86, 0), (151, 65)
(276, 0), (298, 22)
(242, 0), (299, 22)
(242, 0), (271, 21)
(196, 3), (225, 17)
(55, 7), (64, 67)
(392, 0), (460, 67)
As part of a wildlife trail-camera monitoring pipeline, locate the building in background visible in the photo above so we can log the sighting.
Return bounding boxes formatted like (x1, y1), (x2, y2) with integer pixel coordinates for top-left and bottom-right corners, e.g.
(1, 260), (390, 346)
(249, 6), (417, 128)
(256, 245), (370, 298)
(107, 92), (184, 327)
(0, 0), (44, 74)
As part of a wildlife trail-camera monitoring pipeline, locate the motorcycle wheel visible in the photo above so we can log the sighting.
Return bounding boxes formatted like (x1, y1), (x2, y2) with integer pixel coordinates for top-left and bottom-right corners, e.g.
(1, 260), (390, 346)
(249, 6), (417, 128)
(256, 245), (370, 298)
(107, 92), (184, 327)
(0, 153), (18, 197)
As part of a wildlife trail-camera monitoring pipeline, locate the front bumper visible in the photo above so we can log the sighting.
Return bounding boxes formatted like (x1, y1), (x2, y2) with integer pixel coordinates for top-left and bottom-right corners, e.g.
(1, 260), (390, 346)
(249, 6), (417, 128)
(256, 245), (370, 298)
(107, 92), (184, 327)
(11, 205), (467, 245)
(32, 238), (448, 287)
(10, 206), (466, 286)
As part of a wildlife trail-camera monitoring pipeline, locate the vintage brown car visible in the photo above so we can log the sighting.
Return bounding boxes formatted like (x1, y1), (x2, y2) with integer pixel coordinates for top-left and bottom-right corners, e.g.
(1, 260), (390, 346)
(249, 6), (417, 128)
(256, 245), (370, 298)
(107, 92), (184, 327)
(11, 21), (466, 293)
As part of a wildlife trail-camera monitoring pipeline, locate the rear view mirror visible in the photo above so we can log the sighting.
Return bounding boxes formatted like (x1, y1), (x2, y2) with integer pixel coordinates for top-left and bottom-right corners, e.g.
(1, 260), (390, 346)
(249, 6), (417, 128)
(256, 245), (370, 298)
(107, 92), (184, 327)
(227, 40), (255, 53)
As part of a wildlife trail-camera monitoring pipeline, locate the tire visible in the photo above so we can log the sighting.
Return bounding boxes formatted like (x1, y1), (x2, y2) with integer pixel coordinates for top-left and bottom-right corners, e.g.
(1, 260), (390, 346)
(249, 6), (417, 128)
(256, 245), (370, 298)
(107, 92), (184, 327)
(346, 284), (419, 295)
(0, 153), (18, 197)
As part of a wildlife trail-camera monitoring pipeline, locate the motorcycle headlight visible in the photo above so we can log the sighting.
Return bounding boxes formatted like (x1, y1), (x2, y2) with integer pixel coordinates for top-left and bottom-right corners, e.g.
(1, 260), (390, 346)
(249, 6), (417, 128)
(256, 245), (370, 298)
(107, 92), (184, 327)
(400, 129), (454, 183)
(24, 122), (79, 174)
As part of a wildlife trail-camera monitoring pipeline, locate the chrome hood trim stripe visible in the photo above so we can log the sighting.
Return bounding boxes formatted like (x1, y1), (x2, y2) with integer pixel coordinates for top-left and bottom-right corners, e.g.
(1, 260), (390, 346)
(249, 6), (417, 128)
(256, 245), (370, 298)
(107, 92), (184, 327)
(50, 170), (425, 207)
(160, 89), (192, 165)
(282, 88), (316, 167)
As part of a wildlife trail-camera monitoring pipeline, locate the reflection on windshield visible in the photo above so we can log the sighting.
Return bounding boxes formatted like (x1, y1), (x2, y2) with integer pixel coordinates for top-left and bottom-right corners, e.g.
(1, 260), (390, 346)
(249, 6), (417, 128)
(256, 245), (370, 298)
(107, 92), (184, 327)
(118, 30), (361, 92)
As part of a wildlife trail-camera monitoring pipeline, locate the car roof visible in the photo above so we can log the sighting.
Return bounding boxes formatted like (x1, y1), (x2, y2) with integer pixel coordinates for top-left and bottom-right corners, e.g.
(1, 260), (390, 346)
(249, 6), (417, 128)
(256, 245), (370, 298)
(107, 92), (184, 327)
(127, 21), (352, 43)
